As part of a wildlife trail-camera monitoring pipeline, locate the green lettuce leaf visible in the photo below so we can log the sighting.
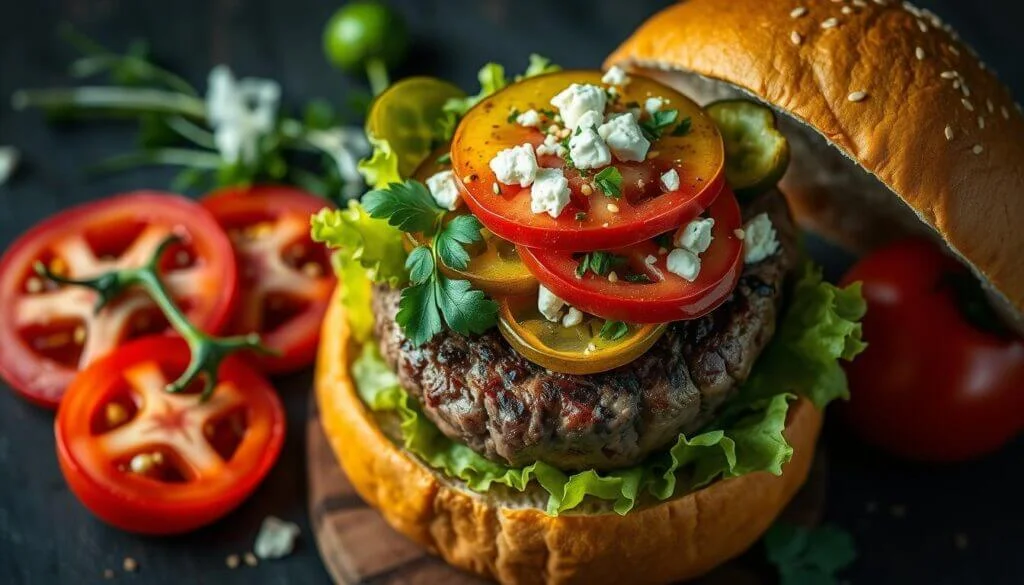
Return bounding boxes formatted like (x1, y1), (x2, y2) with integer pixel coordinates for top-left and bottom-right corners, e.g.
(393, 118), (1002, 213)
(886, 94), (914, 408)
(346, 264), (865, 515)
(356, 135), (402, 190)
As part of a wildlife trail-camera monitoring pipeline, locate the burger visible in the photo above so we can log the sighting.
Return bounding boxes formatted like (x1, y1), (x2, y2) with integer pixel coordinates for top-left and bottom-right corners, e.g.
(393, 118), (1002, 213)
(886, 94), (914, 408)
(310, 1), (1024, 583)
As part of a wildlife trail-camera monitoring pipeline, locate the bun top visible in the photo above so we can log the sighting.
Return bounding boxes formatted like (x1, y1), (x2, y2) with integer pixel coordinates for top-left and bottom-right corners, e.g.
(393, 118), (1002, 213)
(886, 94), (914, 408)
(606, 0), (1024, 324)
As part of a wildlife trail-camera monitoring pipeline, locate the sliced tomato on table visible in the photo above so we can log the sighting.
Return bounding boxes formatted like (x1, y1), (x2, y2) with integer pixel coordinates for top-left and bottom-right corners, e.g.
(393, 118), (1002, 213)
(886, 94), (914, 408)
(201, 185), (336, 374)
(55, 336), (285, 534)
(0, 193), (238, 408)
(518, 188), (744, 324)
(405, 147), (538, 297)
(451, 70), (725, 251)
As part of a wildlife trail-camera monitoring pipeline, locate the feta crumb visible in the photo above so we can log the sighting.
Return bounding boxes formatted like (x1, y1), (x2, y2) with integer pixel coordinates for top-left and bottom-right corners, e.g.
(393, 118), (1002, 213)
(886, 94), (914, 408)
(254, 516), (301, 560)
(601, 66), (631, 86)
(562, 307), (584, 328)
(645, 96), (666, 115)
(530, 167), (571, 218)
(644, 254), (658, 265)
(742, 213), (780, 264)
(490, 144), (538, 187)
(205, 65), (281, 165)
(516, 109), (542, 127)
(538, 285), (566, 322)
(675, 217), (715, 254)
(667, 248), (701, 282)
(425, 170), (462, 211)
(598, 113), (650, 162)
(0, 146), (19, 186)
(550, 84), (607, 130)
(660, 168), (680, 191)
(568, 112), (611, 169)
(536, 134), (566, 157)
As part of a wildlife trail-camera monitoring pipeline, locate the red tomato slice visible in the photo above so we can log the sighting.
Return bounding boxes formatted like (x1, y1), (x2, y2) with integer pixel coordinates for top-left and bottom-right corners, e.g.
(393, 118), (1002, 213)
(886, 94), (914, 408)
(201, 186), (335, 374)
(0, 193), (238, 408)
(451, 70), (725, 251)
(518, 189), (743, 324)
(55, 336), (285, 535)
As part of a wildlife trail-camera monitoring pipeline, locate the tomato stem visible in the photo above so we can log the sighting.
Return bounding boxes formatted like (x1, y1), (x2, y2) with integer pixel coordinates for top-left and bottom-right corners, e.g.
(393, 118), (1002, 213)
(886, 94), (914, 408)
(11, 86), (207, 119)
(34, 234), (273, 401)
(365, 58), (390, 97)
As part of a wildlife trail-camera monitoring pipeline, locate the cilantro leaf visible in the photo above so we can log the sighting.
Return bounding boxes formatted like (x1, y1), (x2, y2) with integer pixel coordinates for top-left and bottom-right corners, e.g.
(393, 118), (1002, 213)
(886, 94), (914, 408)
(594, 166), (623, 198)
(764, 523), (856, 585)
(396, 281), (443, 346)
(576, 251), (626, 278)
(599, 320), (629, 341)
(640, 109), (679, 141)
(363, 180), (444, 234)
(671, 116), (693, 137)
(405, 245), (434, 285)
(436, 274), (499, 335)
(436, 214), (483, 271)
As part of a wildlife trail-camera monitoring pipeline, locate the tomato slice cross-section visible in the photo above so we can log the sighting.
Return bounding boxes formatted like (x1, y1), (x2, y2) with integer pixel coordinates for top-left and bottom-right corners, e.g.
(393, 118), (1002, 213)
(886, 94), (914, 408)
(0, 192), (239, 408)
(517, 188), (744, 324)
(55, 336), (285, 534)
(202, 186), (336, 374)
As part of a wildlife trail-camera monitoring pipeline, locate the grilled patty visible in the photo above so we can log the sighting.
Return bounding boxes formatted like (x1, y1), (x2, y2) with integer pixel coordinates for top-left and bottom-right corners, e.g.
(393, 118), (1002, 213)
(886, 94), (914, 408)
(372, 191), (798, 471)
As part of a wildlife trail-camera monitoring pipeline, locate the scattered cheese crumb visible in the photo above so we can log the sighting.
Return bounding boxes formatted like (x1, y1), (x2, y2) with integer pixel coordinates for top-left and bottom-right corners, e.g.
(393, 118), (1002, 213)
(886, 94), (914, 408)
(254, 516), (302, 560)
(601, 66), (631, 86)
(530, 168), (571, 218)
(660, 168), (680, 191)
(562, 307), (584, 328)
(489, 144), (538, 187)
(568, 111), (611, 169)
(742, 213), (780, 264)
(675, 217), (715, 254)
(644, 96), (666, 115)
(598, 113), (650, 162)
(425, 170), (462, 211)
(550, 84), (607, 130)
(515, 109), (542, 127)
(538, 285), (567, 322)
(666, 248), (701, 282)
(536, 134), (566, 157)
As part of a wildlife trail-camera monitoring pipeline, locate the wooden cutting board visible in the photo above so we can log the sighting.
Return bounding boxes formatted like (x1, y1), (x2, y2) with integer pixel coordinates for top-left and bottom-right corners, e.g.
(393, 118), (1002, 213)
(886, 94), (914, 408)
(306, 398), (827, 585)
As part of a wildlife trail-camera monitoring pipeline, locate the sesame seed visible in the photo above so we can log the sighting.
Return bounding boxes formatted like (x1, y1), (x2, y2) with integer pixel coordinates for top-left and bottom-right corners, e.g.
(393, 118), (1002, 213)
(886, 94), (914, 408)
(987, 99), (995, 113)
(972, 144), (984, 155)
(952, 80), (961, 90)
(948, 45), (960, 56)
(647, 150), (661, 159)
(791, 31), (803, 45)
(940, 71), (957, 79)
(492, 182), (500, 194)
(734, 228), (746, 240)
(917, 20), (928, 33)
(841, 6), (853, 14)
(962, 98), (974, 112)
(847, 91), (868, 102)
(73, 326), (86, 345)
(607, 203), (620, 213)
(581, 183), (594, 196)
(978, 116), (985, 129)
(915, 47), (926, 60)
(821, 17), (839, 29)
(462, 175), (472, 184)
(1002, 106), (1010, 119)
(608, 271), (619, 283)
(585, 342), (597, 354)
(790, 6), (808, 18)
(944, 125), (954, 141)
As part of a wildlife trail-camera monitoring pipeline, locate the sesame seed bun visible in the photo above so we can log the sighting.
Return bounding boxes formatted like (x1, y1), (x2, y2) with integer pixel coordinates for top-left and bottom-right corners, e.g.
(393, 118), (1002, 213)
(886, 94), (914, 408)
(605, 0), (1024, 329)
(315, 287), (823, 584)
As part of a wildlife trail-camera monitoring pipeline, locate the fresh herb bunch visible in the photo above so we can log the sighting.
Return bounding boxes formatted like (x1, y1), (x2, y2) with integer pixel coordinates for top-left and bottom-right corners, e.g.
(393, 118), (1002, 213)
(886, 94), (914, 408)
(764, 523), (857, 585)
(11, 26), (368, 204)
(363, 180), (498, 345)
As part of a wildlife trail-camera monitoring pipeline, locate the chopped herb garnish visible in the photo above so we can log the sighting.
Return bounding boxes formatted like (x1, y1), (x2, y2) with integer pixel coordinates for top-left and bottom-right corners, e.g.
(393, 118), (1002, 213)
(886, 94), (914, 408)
(671, 116), (693, 137)
(364, 180), (498, 344)
(560, 135), (576, 170)
(506, 107), (520, 124)
(435, 152), (451, 164)
(594, 166), (623, 198)
(539, 108), (557, 118)
(599, 320), (630, 341)
(640, 109), (679, 141)
(624, 273), (652, 283)
(574, 211), (587, 221)
(576, 251), (627, 278)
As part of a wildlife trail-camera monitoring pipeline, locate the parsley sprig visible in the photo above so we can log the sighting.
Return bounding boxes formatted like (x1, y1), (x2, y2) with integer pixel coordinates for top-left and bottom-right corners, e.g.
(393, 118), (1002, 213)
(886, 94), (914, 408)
(364, 180), (498, 345)
(594, 166), (623, 198)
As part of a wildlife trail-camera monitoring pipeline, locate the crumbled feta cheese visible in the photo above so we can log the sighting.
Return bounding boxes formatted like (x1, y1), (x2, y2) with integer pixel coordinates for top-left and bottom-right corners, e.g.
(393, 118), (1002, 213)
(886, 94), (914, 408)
(536, 134), (566, 157)
(743, 213), (780, 264)
(575, 109), (603, 131)
(660, 168), (680, 191)
(304, 127), (369, 199)
(516, 109), (542, 127)
(562, 307), (584, 328)
(644, 254), (658, 265)
(0, 146), (19, 186)
(550, 84), (607, 130)
(675, 217), (715, 254)
(666, 248), (701, 282)
(538, 285), (567, 322)
(206, 65), (281, 165)
(530, 168), (571, 218)
(425, 170), (462, 211)
(598, 113), (650, 162)
(601, 66), (631, 86)
(490, 143), (538, 187)
(645, 97), (666, 115)
(568, 114), (611, 170)
(254, 516), (301, 560)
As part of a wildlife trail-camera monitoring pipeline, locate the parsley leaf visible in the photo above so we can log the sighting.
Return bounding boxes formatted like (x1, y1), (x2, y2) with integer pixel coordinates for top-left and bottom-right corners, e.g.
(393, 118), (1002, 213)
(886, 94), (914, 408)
(435, 214), (484, 271)
(640, 109), (679, 141)
(599, 320), (630, 341)
(764, 523), (856, 585)
(435, 275), (499, 335)
(397, 281), (443, 346)
(363, 180), (443, 234)
(507, 107), (520, 124)
(576, 251), (626, 278)
(671, 116), (693, 137)
(405, 245), (434, 284)
(594, 166), (623, 198)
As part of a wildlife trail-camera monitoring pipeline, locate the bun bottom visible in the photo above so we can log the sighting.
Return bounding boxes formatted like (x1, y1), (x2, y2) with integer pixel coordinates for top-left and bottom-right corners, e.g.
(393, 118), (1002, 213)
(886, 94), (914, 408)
(315, 287), (823, 585)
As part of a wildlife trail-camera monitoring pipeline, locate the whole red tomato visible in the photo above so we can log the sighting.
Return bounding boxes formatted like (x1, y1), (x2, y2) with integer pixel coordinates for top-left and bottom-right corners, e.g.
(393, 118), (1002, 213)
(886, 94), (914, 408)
(841, 238), (1024, 462)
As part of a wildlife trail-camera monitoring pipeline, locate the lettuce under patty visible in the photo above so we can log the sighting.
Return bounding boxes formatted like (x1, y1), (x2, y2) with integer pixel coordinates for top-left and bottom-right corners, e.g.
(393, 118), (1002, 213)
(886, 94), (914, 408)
(343, 264), (866, 516)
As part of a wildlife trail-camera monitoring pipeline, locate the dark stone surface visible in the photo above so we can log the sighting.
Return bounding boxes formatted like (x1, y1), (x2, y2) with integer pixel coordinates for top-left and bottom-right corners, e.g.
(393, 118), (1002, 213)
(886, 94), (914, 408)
(0, 1), (1021, 584)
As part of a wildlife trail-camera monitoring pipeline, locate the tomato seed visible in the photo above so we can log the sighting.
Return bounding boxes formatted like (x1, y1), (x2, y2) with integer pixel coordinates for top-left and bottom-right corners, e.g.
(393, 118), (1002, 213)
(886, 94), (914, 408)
(106, 403), (129, 427)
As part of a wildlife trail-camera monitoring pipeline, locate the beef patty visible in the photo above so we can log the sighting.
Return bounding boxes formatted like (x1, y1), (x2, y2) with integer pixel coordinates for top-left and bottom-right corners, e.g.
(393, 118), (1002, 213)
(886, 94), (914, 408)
(372, 191), (798, 471)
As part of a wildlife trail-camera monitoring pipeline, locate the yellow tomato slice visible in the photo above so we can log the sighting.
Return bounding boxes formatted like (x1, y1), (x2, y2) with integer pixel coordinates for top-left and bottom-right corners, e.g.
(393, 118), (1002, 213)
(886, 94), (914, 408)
(498, 294), (667, 375)
(406, 147), (538, 297)
(365, 76), (465, 177)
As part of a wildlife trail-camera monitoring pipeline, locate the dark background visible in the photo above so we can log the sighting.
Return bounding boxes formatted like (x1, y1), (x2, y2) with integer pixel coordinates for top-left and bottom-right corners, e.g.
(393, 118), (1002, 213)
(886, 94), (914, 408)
(1, 1), (1022, 584)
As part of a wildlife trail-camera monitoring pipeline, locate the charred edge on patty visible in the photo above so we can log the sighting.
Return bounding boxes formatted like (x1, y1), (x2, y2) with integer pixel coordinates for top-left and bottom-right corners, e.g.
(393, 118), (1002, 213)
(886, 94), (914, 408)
(371, 190), (798, 472)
